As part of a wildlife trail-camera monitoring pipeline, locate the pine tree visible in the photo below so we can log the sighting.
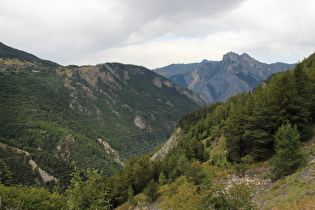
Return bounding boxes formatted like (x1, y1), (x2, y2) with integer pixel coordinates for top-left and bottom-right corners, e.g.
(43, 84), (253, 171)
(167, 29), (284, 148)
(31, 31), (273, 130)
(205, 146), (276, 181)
(177, 155), (190, 175)
(158, 172), (167, 186)
(292, 63), (312, 139)
(143, 179), (159, 202)
(225, 98), (248, 163)
(127, 185), (135, 206)
(243, 91), (273, 160)
(271, 122), (306, 178)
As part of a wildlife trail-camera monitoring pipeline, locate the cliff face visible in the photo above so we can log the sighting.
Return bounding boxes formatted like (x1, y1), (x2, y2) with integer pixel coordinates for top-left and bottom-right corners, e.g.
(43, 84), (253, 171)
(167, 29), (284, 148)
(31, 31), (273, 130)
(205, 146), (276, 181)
(156, 52), (295, 104)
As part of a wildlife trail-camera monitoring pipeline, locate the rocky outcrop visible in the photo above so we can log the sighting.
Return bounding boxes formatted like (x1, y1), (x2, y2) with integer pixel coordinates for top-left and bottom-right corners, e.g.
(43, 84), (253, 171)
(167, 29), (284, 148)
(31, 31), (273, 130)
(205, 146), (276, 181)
(97, 138), (125, 167)
(134, 115), (147, 130)
(150, 128), (181, 161)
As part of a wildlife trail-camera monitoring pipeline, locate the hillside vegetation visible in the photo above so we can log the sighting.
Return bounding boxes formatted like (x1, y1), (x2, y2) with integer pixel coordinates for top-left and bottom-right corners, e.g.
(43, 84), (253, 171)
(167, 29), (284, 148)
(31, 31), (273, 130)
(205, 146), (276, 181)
(0, 44), (314, 209)
(0, 42), (204, 187)
(113, 53), (315, 209)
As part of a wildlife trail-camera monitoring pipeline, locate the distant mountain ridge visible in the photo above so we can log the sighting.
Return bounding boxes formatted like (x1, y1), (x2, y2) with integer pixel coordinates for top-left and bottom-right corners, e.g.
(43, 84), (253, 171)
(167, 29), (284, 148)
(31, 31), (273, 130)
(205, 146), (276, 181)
(153, 52), (295, 104)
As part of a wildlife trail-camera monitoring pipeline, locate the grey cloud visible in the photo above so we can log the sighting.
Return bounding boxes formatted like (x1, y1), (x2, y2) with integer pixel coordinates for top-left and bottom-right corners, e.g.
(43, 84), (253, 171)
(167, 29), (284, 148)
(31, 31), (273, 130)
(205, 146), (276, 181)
(0, 0), (245, 62)
(1, 0), (314, 68)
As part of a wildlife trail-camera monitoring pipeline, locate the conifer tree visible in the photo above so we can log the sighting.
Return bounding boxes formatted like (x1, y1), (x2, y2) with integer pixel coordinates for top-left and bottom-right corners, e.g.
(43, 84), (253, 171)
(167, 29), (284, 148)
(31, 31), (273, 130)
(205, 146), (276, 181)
(177, 155), (191, 175)
(292, 63), (312, 139)
(225, 100), (247, 163)
(271, 122), (306, 178)
(127, 185), (135, 206)
(143, 179), (159, 202)
(243, 89), (272, 160)
(158, 172), (167, 186)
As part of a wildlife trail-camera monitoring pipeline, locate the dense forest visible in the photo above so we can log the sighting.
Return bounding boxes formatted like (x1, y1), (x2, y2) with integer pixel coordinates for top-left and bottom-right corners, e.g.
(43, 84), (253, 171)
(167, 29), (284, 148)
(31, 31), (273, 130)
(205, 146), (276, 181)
(1, 52), (314, 209)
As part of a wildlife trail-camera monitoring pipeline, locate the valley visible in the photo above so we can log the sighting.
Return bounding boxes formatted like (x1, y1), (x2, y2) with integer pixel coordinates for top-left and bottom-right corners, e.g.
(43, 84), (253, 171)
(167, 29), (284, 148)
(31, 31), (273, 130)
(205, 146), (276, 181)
(0, 42), (204, 180)
(0, 42), (314, 209)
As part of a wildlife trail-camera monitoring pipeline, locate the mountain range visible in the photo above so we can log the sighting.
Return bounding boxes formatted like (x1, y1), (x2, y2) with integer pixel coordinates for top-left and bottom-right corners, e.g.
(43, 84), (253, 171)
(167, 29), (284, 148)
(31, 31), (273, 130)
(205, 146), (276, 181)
(1, 41), (314, 209)
(0, 42), (204, 183)
(153, 52), (296, 104)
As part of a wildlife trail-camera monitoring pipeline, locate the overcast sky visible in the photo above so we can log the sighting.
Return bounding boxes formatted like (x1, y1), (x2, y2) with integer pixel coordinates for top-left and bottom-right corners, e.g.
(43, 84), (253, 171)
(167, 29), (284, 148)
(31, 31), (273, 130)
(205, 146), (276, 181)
(1, 0), (315, 69)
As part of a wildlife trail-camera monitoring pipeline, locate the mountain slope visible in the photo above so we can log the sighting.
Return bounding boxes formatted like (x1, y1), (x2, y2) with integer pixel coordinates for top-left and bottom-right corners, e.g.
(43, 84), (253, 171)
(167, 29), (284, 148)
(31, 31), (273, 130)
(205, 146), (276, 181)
(153, 62), (203, 78)
(0, 42), (60, 67)
(117, 52), (313, 209)
(0, 43), (204, 181)
(153, 52), (295, 104)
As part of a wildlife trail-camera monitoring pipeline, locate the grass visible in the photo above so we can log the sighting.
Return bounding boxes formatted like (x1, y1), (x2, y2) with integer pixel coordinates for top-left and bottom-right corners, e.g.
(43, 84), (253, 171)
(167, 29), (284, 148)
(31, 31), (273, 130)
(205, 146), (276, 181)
(261, 165), (314, 209)
(261, 125), (315, 209)
(0, 58), (33, 66)
(272, 196), (315, 210)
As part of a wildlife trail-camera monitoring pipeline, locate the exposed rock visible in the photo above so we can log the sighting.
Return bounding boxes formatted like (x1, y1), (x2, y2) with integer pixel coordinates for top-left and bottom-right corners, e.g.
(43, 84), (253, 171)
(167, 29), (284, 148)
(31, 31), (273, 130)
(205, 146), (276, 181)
(151, 128), (181, 161)
(97, 138), (125, 166)
(175, 85), (204, 106)
(153, 77), (163, 88)
(29, 160), (57, 182)
(134, 115), (147, 130)
(155, 52), (295, 104)
(163, 80), (173, 87)
(123, 70), (130, 80)
(166, 101), (174, 106)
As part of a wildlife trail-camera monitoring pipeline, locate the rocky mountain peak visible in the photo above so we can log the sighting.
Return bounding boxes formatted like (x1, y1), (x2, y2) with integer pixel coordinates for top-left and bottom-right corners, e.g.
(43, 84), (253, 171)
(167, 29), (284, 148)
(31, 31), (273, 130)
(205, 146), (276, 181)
(240, 52), (251, 59)
(155, 52), (295, 104)
(222, 52), (241, 63)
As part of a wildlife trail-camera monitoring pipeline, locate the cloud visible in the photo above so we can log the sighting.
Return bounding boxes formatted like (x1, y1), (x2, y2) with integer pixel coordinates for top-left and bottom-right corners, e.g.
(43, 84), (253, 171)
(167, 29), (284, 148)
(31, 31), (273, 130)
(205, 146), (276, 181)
(1, 0), (314, 68)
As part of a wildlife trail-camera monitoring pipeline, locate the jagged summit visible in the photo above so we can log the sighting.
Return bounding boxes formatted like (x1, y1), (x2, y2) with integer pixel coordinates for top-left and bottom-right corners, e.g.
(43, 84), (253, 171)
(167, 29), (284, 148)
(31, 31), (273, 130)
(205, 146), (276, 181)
(222, 51), (240, 61)
(154, 52), (295, 104)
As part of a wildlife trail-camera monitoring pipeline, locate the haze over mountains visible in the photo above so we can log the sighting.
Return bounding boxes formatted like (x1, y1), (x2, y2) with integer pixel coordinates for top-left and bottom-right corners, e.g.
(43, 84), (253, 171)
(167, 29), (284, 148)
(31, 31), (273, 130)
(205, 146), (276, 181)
(154, 52), (296, 104)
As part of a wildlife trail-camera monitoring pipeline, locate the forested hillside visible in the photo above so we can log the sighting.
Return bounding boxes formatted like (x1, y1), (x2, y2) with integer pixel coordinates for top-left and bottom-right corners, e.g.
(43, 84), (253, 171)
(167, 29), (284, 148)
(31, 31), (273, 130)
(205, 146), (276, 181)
(106, 53), (314, 208)
(0, 42), (204, 187)
(0, 45), (314, 209)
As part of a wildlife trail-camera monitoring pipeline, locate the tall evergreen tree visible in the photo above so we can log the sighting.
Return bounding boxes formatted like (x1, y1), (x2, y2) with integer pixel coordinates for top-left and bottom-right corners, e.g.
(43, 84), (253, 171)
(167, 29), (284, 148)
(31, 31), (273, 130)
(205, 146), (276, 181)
(292, 63), (312, 139)
(243, 87), (273, 160)
(143, 179), (159, 202)
(271, 122), (306, 178)
(127, 185), (135, 206)
(225, 94), (249, 163)
(266, 72), (300, 134)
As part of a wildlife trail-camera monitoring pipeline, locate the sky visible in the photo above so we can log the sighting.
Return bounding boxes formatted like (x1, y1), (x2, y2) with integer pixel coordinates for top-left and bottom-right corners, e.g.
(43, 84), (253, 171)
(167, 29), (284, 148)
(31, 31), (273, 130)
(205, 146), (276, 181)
(1, 0), (315, 69)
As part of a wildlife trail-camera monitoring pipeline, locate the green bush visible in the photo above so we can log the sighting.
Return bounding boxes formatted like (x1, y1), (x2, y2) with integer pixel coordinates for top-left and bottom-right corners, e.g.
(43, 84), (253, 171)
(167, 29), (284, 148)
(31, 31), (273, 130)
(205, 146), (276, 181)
(0, 184), (66, 209)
